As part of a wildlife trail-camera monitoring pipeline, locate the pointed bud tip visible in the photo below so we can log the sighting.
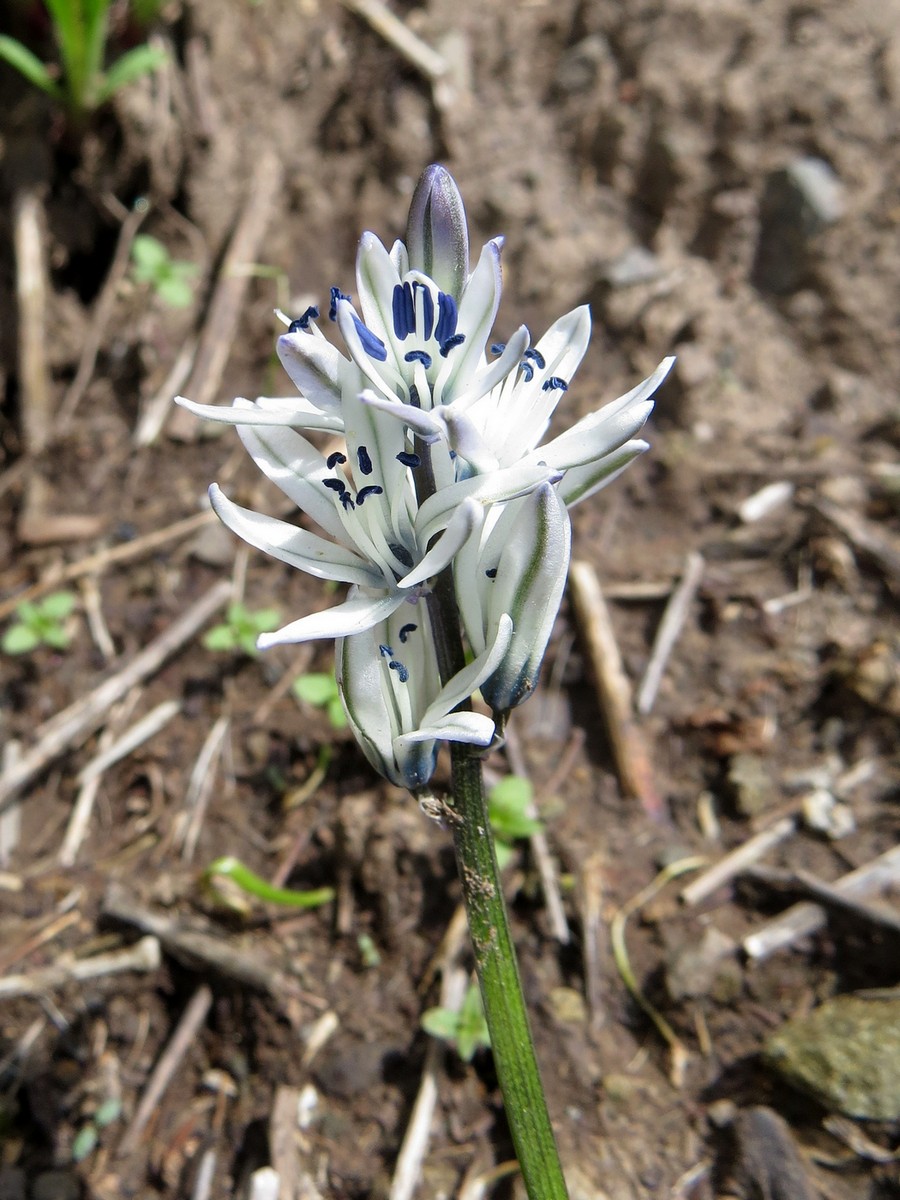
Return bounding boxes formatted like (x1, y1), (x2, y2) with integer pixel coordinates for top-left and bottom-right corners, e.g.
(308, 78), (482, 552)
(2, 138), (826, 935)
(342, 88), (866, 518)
(406, 164), (469, 300)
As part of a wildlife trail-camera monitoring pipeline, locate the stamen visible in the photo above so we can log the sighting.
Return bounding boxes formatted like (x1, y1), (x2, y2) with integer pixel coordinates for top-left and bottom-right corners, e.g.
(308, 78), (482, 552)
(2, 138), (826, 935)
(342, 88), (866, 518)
(389, 543), (414, 569)
(396, 451), (421, 468)
(288, 305), (320, 332)
(485, 567), (498, 579)
(357, 445), (373, 475)
(392, 282), (414, 340)
(520, 361), (534, 382)
(379, 644), (394, 658)
(389, 659), (410, 683)
(340, 493), (355, 511)
(415, 282), (435, 341)
(542, 376), (569, 392)
(408, 385), (421, 408)
(435, 292), (458, 345)
(439, 333), (466, 358)
(353, 317), (388, 362)
(524, 348), (546, 369)
(326, 451), (347, 469)
(323, 478), (347, 494)
(398, 623), (418, 643)
(404, 350), (432, 368)
(355, 485), (384, 505)
(490, 343), (506, 355)
(329, 287), (351, 320)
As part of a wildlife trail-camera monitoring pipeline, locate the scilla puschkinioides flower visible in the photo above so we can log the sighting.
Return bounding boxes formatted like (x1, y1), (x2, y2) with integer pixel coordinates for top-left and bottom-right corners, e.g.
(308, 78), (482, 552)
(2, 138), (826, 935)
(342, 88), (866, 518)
(179, 165), (672, 789)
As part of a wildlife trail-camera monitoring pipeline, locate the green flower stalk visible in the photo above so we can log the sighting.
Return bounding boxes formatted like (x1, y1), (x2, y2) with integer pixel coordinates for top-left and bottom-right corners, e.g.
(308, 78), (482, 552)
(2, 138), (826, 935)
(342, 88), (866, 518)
(180, 164), (672, 1199)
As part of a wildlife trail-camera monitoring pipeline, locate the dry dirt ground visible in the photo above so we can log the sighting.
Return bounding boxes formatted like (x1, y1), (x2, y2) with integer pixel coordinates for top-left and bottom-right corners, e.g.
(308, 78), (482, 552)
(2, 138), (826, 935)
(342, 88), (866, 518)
(0, 1), (899, 1197)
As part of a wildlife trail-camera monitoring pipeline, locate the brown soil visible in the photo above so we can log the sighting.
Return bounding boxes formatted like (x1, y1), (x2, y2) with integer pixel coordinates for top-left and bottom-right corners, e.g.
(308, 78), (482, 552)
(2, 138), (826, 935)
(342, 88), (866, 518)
(1, 1), (898, 1198)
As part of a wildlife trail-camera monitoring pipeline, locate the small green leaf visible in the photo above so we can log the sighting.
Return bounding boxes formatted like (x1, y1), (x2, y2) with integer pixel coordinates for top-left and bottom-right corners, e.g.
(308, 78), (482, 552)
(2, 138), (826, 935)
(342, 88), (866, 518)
(132, 234), (169, 274)
(421, 1007), (460, 1041)
(95, 44), (168, 104)
(94, 1097), (122, 1128)
(40, 591), (77, 620)
(71, 1124), (98, 1163)
(0, 37), (62, 99)
(2, 624), (40, 654)
(202, 625), (238, 652)
(156, 276), (194, 308)
(250, 608), (282, 632)
(237, 631), (261, 657)
(293, 672), (338, 706)
(42, 625), (72, 650)
(488, 775), (542, 840)
(327, 696), (347, 729)
(494, 839), (514, 871)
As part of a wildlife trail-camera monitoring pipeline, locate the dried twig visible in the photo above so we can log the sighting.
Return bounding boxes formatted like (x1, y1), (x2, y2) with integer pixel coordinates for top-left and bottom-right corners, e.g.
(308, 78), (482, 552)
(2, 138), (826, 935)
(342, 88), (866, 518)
(747, 865), (900, 938)
(13, 188), (52, 454)
(0, 509), (217, 623)
(680, 816), (796, 907)
(579, 852), (607, 1029)
(0, 581), (230, 811)
(568, 560), (663, 817)
(168, 149), (284, 438)
(177, 715), (230, 862)
(743, 844), (900, 959)
(118, 984), (213, 1156)
(133, 337), (197, 447)
(341, 0), (448, 82)
(0, 935), (160, 998)
(635, 551), (704, 714)
(503, 723), (570, 943)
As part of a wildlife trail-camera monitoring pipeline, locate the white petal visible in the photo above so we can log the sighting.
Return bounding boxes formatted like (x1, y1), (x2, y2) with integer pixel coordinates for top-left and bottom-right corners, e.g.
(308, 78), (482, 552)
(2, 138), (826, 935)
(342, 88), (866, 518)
(436, 239), (502, 398)
(359, 391), (444, 441)
(396, 711), (495, 748)
(420, 613), (513, 725)
(444, 325), (531, 412)
(558, 440), (649, 507)
(334, 299), (407, 396)
(538, 396), (654, 470)
(336, 627), (397, 778)
(398, 498), (482, 589)
(276, 331), (347, 410)
(415, 459), (558, 545)
(175, 394), (343, 432)
(257, 590), (405, 648)
(356, 232), (403, 353)
(209, 485), (380, 586)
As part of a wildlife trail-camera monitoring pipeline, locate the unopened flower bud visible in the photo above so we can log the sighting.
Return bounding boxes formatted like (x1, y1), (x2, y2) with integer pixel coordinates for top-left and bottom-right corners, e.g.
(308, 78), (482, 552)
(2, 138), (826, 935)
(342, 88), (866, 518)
(406, 164), (469, 302)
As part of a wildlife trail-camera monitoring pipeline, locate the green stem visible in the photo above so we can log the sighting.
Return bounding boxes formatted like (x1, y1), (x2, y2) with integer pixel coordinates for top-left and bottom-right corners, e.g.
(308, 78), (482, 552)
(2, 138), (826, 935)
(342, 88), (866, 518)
(415, 440), (568, 1199)
(448, 743), (569, 1200)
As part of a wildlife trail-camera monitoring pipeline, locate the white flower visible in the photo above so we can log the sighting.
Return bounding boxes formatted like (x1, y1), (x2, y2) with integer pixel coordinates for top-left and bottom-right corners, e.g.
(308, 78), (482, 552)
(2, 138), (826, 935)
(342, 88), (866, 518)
(338, 609), (512, 790)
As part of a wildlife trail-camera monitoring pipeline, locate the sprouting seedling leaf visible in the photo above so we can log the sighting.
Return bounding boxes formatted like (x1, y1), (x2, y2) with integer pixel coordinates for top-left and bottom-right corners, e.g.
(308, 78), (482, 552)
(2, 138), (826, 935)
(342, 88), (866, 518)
(292, 670), (347, 729)
(422, 981), (491, 1062)
(203, 603), (281, 657)
(203, 856), (334, 912)
(3, 590), (78, 655)
(486, 775), (543, 869)
(130, 234), (199, 309)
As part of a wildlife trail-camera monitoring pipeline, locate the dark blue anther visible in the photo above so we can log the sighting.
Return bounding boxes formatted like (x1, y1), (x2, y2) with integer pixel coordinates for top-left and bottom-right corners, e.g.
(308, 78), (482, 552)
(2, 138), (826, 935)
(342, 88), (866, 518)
(398, 623), (418, 643)
(392, 283), (414, 340)
(379, 644), (394, 658)
(396, 451), (421, 468)
(389, 660), (410, 683)
(415, 282), (435, 341)
(288, 305), (319, 333)
(389, 543), (414, 569)
(357, 445), (373, 475)
(408, 385), (421, 408)
(339, 493), (355, 511)
(353, 317), (388, 362)
(404, 350), (432, 368)
(520, 361), (534, 383)
(485, 567), (498, 579)
(326, 451), (347, 469)
(524, 348), (546, 369)
(542, 376), (569, 392)
(355, 485), (384, 505)
(439, 333), (466, 358)
(323, 478), (347, 494)
(434, 292), (458, 345)
(329, 287), (351, 320)
(490, 343), (506, 355)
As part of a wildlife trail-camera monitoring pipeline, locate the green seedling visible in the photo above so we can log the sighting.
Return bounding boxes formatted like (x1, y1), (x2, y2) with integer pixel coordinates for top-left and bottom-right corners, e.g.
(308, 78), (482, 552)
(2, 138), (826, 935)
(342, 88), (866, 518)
(292, 670), (347, 729)
(2, 591), (77, 654)
(202, 603), (281, 657)
(357, 933), (381, 968)
(0, 0), (167, 118)
(71, 1096), (122, 1163)
(487, 775), (543, 870)
(130, 235), (199, 309)
(203, 856), (334, 914)
(421, 980), (491, 1063)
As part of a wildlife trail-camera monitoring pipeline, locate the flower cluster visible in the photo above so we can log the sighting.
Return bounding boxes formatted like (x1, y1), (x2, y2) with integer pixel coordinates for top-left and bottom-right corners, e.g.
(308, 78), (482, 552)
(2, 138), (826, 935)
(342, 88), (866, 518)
(180, 166), (672, 790)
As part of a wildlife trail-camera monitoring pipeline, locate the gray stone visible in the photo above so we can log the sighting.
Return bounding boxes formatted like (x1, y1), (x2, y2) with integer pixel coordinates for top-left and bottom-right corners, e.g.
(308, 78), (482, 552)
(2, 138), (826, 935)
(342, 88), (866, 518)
(765, 995), (900, 1120)
(753, 157), (845, 294)
(602, 246), (662, 288)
